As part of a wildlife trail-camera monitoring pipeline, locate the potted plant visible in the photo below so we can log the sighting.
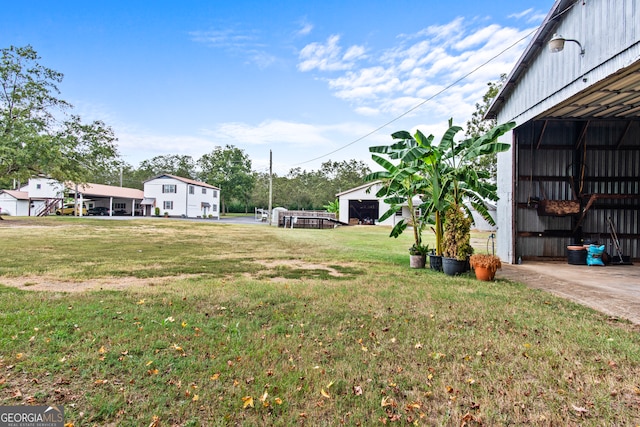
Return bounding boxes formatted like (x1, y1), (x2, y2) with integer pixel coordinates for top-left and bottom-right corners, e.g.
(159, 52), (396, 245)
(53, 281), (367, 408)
(154, 207), (160, 217)
(365, 134), (430, 268)
(409, 243), (429, 269)
(469, 253), (502, 281)
(441, 203), (473, 275)
(365, 119), (515, 270)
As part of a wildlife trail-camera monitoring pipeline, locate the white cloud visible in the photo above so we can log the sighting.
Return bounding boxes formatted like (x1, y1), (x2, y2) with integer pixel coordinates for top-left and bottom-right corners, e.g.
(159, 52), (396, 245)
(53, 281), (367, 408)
(210, 120), (331, 146)
(189, 27), (275, 69)
(508, 8), (534, 20)
(189, 28), (263, 49)
(298, 16), (538, 122)
(296, 22), (314, 37)
(297, 35), (366, 72)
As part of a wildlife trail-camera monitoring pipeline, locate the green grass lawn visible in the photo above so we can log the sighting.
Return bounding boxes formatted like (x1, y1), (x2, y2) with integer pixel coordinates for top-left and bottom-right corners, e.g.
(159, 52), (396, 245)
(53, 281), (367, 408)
(0, 217), (639, 426)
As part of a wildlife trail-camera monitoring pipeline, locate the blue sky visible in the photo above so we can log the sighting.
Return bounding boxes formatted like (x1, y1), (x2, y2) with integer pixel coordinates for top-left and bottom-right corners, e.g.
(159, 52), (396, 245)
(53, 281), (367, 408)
(3, 1), (553, 175)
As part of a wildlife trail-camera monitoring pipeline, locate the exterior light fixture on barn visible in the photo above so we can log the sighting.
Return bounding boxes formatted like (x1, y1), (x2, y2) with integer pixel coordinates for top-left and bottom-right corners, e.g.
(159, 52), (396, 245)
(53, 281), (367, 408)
(486, 0), (640, 264)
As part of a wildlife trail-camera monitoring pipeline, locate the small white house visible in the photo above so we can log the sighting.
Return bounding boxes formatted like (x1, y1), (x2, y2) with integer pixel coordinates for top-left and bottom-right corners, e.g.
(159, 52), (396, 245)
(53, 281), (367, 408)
(0, 177), (64, 216)
(143, 174), (220, 218)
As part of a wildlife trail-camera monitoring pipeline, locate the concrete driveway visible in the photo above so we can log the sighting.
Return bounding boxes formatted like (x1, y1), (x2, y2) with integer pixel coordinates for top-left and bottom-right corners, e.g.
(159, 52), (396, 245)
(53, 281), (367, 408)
(497, 261), (640, 325)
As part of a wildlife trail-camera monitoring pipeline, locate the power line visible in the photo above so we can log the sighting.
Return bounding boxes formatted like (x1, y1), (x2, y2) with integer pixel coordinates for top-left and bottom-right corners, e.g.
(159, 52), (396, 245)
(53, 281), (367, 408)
(292, 25), (539, 167)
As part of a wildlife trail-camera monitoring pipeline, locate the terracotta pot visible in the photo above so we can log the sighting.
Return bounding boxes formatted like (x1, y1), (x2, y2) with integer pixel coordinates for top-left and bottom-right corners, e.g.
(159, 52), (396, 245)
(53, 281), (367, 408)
(474, 266), (496, 281)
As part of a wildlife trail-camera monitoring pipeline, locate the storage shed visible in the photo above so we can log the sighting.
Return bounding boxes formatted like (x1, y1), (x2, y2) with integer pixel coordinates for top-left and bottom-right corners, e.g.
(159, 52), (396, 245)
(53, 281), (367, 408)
(487, 0), (640, 263)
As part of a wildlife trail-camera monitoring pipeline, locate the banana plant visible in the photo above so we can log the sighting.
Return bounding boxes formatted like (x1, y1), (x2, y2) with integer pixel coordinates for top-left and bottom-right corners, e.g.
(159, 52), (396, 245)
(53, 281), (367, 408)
(364, 133), (434, 254)
(366, 119), (515, 258)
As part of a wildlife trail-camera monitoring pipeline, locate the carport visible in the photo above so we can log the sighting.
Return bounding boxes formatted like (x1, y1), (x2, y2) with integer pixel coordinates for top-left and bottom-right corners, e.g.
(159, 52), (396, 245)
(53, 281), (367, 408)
(68, 183), (145, 216)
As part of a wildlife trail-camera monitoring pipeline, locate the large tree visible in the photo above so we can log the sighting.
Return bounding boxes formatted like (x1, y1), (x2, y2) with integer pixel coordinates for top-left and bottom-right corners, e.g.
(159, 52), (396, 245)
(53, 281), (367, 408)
(465, 74), (507, 180)
(198, 145), (254, 214)
(138, 154), (196, 180)
(0, 45), (119, 188)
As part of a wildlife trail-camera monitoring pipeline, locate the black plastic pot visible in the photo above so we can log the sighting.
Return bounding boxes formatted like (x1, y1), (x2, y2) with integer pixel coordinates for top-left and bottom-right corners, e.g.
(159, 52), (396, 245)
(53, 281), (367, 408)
(567, 245), (587, 265)
(429, 255), (443, 272)
(442, 257), (467, 276)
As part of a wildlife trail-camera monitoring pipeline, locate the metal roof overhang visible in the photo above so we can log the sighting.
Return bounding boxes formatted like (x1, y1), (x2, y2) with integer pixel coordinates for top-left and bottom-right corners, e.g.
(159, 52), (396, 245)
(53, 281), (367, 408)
(536, 60), (640, 121)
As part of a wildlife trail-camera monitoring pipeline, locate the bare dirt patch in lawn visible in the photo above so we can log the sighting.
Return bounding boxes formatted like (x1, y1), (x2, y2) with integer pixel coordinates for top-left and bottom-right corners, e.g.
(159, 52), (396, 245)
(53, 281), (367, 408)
(0, 275), (181, 293)
(256, 259), (349, 277)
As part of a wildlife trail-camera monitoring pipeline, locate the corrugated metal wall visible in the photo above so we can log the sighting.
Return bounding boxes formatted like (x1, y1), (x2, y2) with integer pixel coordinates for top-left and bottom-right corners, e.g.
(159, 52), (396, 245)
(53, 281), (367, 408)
(515, 120), (639, 259)
(498, 0), (640, 124)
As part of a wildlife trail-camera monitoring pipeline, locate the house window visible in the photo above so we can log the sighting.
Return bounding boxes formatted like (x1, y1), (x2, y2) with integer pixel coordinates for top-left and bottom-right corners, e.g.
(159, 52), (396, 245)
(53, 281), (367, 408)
(36, 184), (42, 190)
(164, 201), (173, 210)
(212, 204), (218, 211)
(114, 203), (126, 209)
(162, 184), (177, 194)
(212, 190), (218, 198)
(395, 210), (403, 216)
(202, 188), (206, 195)
(189, 185), (194, 194)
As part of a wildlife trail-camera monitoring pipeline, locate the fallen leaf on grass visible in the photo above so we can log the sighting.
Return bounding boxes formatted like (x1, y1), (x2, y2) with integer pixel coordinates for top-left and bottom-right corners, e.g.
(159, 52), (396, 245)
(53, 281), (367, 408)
(242, 396), (254, 409)
(274, 397), (283, 405)
(406, 402), (421, 411)
(381, 396), (396, 407)
(321, 389), (330, 399)
(571, 404), (588, 414)
(353, 385), (363, 396)
(210, 373), (220, 381)
(148, 415), (160, 427)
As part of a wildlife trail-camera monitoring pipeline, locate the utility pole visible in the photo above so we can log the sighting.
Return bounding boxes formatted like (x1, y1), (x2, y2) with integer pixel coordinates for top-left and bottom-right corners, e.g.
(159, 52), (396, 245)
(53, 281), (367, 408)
(268, 150), (273, 226)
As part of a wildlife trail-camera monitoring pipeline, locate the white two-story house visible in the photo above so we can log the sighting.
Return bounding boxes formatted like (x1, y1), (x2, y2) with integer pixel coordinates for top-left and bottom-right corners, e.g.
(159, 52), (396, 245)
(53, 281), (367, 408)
(142, 174), (220, 218)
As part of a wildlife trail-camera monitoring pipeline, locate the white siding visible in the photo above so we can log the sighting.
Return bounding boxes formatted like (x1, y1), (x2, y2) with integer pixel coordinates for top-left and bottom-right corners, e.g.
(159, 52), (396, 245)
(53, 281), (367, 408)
(497, 0), (640, 125)
(338, 182), (404, 227)
(143, 176), (220, 218)
(0, 193), (29, 216)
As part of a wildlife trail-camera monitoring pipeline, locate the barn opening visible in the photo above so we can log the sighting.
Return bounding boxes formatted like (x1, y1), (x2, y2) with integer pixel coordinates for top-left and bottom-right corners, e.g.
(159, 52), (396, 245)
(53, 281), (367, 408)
(348, 200), (379, 225)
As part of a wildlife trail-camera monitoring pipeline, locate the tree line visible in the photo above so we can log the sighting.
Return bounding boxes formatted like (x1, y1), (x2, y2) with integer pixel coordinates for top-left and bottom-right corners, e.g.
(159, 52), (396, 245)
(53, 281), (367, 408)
(92, 152), (371, 213)
(1, 45), (370, 213)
